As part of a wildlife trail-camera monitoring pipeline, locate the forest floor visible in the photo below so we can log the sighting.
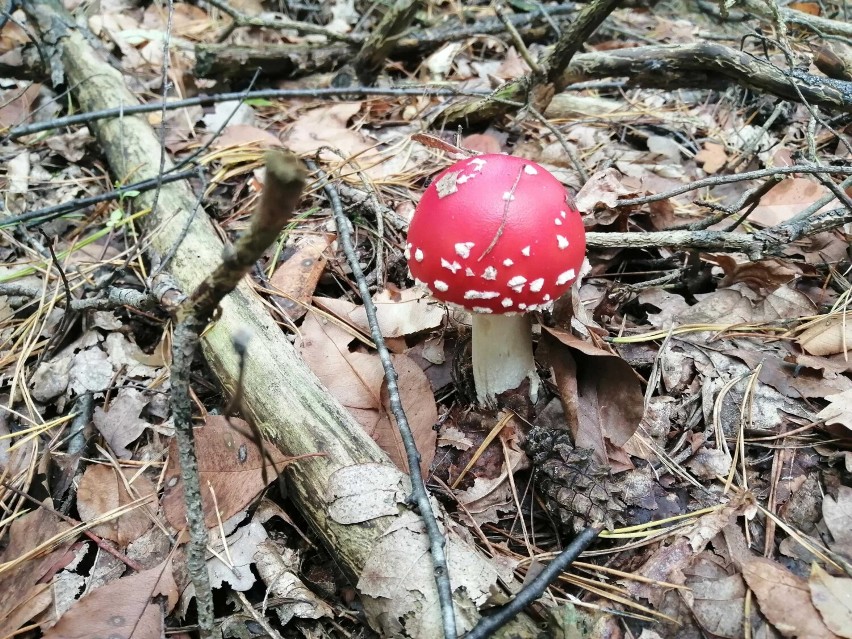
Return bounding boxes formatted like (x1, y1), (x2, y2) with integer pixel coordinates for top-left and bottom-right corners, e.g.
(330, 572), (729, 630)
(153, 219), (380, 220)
(1, 0), (852, 638)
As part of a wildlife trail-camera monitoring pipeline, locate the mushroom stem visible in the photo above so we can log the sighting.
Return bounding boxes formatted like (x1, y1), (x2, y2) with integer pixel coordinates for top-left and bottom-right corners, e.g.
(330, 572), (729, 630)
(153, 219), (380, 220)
(471, 313), (540, 407)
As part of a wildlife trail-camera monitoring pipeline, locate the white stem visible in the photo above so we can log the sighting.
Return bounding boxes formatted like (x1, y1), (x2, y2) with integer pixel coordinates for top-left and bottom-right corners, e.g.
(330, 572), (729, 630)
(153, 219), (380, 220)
(471, 313), (539, 407)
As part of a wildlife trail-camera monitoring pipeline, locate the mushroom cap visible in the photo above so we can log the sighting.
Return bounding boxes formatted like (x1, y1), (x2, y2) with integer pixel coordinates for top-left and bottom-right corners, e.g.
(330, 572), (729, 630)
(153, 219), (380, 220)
(407, 154), (586, 314)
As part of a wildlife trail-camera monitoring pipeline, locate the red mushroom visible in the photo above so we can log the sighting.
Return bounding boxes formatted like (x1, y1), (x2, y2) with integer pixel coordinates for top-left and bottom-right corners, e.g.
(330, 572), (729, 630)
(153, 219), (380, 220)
(407, 153), (586, 406)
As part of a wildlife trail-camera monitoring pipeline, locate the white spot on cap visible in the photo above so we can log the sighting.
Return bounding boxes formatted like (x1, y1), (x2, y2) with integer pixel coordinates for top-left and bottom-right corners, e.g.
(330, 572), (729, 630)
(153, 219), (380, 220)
(507, 275), (527, 293)
(523, 165), (537, 175)
(455, 242), (475, 258)
(435, 171), (460, 198)
(529, 278), (545, 293)
(406, 242), (412, 249)
(472, 306), (492, 313)
(503, 258), (514, 267)
(556, 269), (576, 286)
(433, 280), (449, 292)
(560, 210), (567, 218)
(465, 268), (475, 277)
(469, 158), (486, 171)
(502, 191), (515, 202)
(521, 246), (531, 257)
(527, 304), (539, 312)
(518, 303), (527, 310)
(414, 248), (424, 262)
(404, 247), (411, 259)
(457, 173), (472, 184)
(557, 235), (569, 249)
(554, 218), (562, 226)
(543, 294), (551, 301)
(501, 298), (514, 308)
(464, 290), (500, 300)
(441, 258), (462, 273)
(482, 266), (497, 280)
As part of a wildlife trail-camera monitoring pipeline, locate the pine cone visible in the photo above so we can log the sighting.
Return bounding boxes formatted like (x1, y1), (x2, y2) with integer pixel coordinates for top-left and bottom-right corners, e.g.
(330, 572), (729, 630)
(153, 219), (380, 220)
(524, 426), (622, 532)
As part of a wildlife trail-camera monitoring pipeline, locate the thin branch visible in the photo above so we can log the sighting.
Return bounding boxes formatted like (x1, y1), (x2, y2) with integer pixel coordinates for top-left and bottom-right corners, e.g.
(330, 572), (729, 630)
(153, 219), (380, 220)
(464, 526), (601, 639)
(307, 159), (457, 639)
(170, 151), (307, 638)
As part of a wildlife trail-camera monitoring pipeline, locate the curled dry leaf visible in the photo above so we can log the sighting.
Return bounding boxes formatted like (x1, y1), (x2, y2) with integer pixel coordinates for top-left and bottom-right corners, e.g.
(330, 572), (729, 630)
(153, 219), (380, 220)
(269, 235), (332, 321)
(798, 315), (852, 357)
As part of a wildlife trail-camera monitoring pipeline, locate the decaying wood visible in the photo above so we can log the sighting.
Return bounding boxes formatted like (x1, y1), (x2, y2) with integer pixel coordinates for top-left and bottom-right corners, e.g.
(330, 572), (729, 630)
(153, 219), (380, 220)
(23, 0), (539, 636)
(561, 42), (852, 113)
(195, 5), (574, 81)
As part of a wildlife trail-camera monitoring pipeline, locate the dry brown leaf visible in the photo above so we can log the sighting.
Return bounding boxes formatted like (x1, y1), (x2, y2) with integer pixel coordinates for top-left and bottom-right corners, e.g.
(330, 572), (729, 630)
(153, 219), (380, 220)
(817, 390), (852, 434)
(750, 178), (831, 226)
(823, 487), (852, 550)
(92, 388), (151, 458)
(810, 564), (852, 638)
(0, 507), (73, 638)
(210, 124), (281, 150)
(284, 102), (376, 161)
(43, 561), (177, 639)
(298, 312), (437, 475)
(161, 415), (300, 529)
(716, 255), (802, 291)
(315, 290), (444, 340)
(269, 236), (332, 321)
(76, 465), (156, 546)
(695, 142), (728, 173)
(798, 315), (852, 357)
(574, 168), (644, 225)
(742, 556), (838, 638)
(538, 327), (643, 466)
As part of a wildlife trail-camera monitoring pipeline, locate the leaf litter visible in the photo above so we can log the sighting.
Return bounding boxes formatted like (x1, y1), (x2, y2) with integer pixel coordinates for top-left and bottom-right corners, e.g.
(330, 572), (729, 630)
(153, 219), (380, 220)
(2, 0), (852, 637)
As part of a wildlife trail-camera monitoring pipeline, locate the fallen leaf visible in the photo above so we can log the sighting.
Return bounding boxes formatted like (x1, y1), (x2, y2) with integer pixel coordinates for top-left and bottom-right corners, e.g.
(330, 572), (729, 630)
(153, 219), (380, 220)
(76, 464), (157, 546)
(0, 507), (72, 638)
(284, 102), (376, 161)
(694, 142), (728, 173)
(798, 315), (852, 357)
(298, 311), (437, 475)
(742, 556), (838, 638)
(254, 538), (334, 624)
(538, 327), (643, 466)
(823, 487), (852, 549)
(315, 290), (445, 340)
(810, 564), (852, 638)
(208, 520), (266, 591)
(43, 561), (177, 639)
(817, 390), (852, 434)
(92, 388), (151, 458)
(161, 415), (300, 529)
(269, 236), (332, 321)
(750, 178), (831, 226)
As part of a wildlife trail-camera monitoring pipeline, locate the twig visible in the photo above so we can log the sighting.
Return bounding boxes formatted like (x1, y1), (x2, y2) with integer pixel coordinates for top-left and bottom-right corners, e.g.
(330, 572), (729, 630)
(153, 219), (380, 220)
(586, 206), (851, 258)
(348, 0), (419, 85)
(307, 159), (457, 639)
(615, 164), (852, 208)
(438, 0), (622, 126)
(169, 151), (306, 638)
(0, 167), (200, 229)
(200, 0), (357, 43)
(463, 526), (601, 639)
(3, 86), (491, 142)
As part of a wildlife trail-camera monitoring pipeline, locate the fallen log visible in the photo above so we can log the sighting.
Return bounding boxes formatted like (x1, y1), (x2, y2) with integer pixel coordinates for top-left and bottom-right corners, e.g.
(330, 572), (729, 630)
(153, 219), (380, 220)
(23, 0), (539, 636)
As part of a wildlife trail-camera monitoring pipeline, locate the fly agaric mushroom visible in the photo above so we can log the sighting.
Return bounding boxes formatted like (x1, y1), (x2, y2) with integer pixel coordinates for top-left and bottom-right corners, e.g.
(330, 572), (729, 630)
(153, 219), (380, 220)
(407, 154), (586, 406)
